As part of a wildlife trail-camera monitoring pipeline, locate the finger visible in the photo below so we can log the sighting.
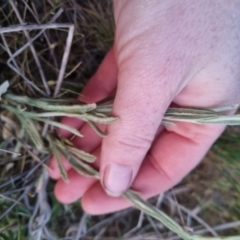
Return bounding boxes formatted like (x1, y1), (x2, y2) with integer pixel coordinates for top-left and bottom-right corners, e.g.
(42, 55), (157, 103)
(82, 123), (225, 214)
(48, 155), (71, 180)
(53, 148), (102, 204)
(99, 52), (186, 197)
(60, 48), (118, 138)
(72, 123), (106, 152)
(54, 169), (96, 204)
(49, 119), (163, 180)
(51, 126), (165, 203)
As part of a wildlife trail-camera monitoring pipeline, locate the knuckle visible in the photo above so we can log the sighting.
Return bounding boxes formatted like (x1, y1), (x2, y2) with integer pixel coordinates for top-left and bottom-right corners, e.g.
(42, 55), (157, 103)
(111, 133), (153, 153)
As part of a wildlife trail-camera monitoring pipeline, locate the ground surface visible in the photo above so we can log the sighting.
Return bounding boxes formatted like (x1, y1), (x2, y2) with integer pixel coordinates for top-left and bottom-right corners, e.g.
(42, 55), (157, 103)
(0, 1), (240, 239)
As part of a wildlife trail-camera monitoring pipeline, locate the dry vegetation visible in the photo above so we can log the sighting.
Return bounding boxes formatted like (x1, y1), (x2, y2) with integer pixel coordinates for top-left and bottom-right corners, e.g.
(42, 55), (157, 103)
(0, 1), (240, 240)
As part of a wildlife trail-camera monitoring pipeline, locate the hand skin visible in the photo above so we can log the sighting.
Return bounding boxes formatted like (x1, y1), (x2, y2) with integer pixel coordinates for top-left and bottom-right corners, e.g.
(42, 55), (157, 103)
(48, 0), (240, 215)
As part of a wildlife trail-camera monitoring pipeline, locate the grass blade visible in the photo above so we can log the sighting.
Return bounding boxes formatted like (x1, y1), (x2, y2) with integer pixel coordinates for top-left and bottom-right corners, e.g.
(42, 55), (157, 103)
(84, 113), (118, 124)
(0, 80), (9, 99)
(166, 107), (217, 116)
(49, 138), (69, 183)
(54, 155), (69, 183)
(25, 116), (83, 137)
(209, 104), (240, 112)
(88, 121), (107, 137)
(5, 94), (96, 113)
(198, 115), (240, 125)
(123, 190), (192, 240)
(123, 191), (240, 240)
(66, 146), (96, 163)
(17, 115), (43, 151)
(161, 120), (175, 126)
(58, 149), (99, 179)
(25, 111), (118, 124)
(24, 111), (86, 119)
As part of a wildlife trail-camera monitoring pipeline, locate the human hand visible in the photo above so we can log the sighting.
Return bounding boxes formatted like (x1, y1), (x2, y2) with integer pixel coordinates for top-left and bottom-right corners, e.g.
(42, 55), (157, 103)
(48, 0), (240, 214)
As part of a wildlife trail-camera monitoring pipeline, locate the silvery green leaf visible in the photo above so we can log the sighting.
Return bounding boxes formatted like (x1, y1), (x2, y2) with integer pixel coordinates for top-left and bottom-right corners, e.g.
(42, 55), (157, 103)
(26, 112), (86, 119)
(95, 104), (113, 114)
(124, 191), (240, 240)
(163, 115), (212, 123)
(4, 106), (83, 137)
(166, 107), (217, 116)
(123, 190), (192, 240)
(208, 104), (240, 112)
(94, 112), (109, 117)
(88, 121), (107, 137)
(84, 113), (118, 124)
(5, 94), (96, 113)
(59, 149), (99, 178)
(68, 155), (99, 178)
(17, 115), (43, 150)
(50, 142), (69, 183)
(0, 81), (9, 99)
(164, 113), (218, 120)
(197, 115), (240, 125)
(66, 146), (96, 163)
(161, 120), (175, 126)
(24, 115), (83, 137)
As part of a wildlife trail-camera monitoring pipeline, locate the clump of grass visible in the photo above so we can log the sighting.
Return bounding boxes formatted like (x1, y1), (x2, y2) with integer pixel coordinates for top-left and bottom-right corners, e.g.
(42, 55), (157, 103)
(0, 1), (113, 239)
(0, 1), (240, 240)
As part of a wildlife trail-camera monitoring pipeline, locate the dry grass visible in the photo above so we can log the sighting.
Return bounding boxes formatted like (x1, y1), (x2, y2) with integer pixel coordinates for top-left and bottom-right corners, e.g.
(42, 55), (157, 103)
(0, 1), (240, 240)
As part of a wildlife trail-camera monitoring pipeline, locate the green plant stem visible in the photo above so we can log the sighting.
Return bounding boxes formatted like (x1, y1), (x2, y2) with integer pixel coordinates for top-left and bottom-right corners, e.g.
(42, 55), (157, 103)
(124, 190), (192, 240)
(123, 191), (240, 240)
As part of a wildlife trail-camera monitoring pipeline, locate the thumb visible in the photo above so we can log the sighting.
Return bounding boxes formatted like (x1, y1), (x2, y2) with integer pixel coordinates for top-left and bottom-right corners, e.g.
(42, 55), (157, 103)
(100, 51), (185, 197)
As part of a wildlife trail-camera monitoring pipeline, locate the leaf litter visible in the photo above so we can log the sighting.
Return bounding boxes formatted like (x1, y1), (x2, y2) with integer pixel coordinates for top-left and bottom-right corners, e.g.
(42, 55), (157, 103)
(0, 1), (239, 239)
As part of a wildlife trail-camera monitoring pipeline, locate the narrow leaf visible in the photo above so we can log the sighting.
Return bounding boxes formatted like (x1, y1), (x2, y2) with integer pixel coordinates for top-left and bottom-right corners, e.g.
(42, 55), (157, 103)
(95, 104), (113, 114)
(51, 143), (69, 183)
(66, 146), (96, 163)
(59, 149), (99, 178)
(123, 190), (192, 240)
(197, 115), (240, 125)
(17, 115), (43, 150)
(4, 105), (83, 138)
(5, 94), (96, 113)
(163, 115), (212, 123)
(25, 111), (86, 119)
(166, 107), (217, 116)
(25, 116), (83, 137)
(0, 80), (9, 99)
(84, 113), (118, 124)
(88, 121), (107, 137)
(161, 120), (175, 126)
(68, 155), (99, 178)
(208, 104), (240, 112)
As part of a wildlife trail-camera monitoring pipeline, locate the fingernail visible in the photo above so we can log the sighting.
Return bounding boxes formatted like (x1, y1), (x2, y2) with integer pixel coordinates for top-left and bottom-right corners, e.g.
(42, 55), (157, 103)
(103, 163), (133, 197)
